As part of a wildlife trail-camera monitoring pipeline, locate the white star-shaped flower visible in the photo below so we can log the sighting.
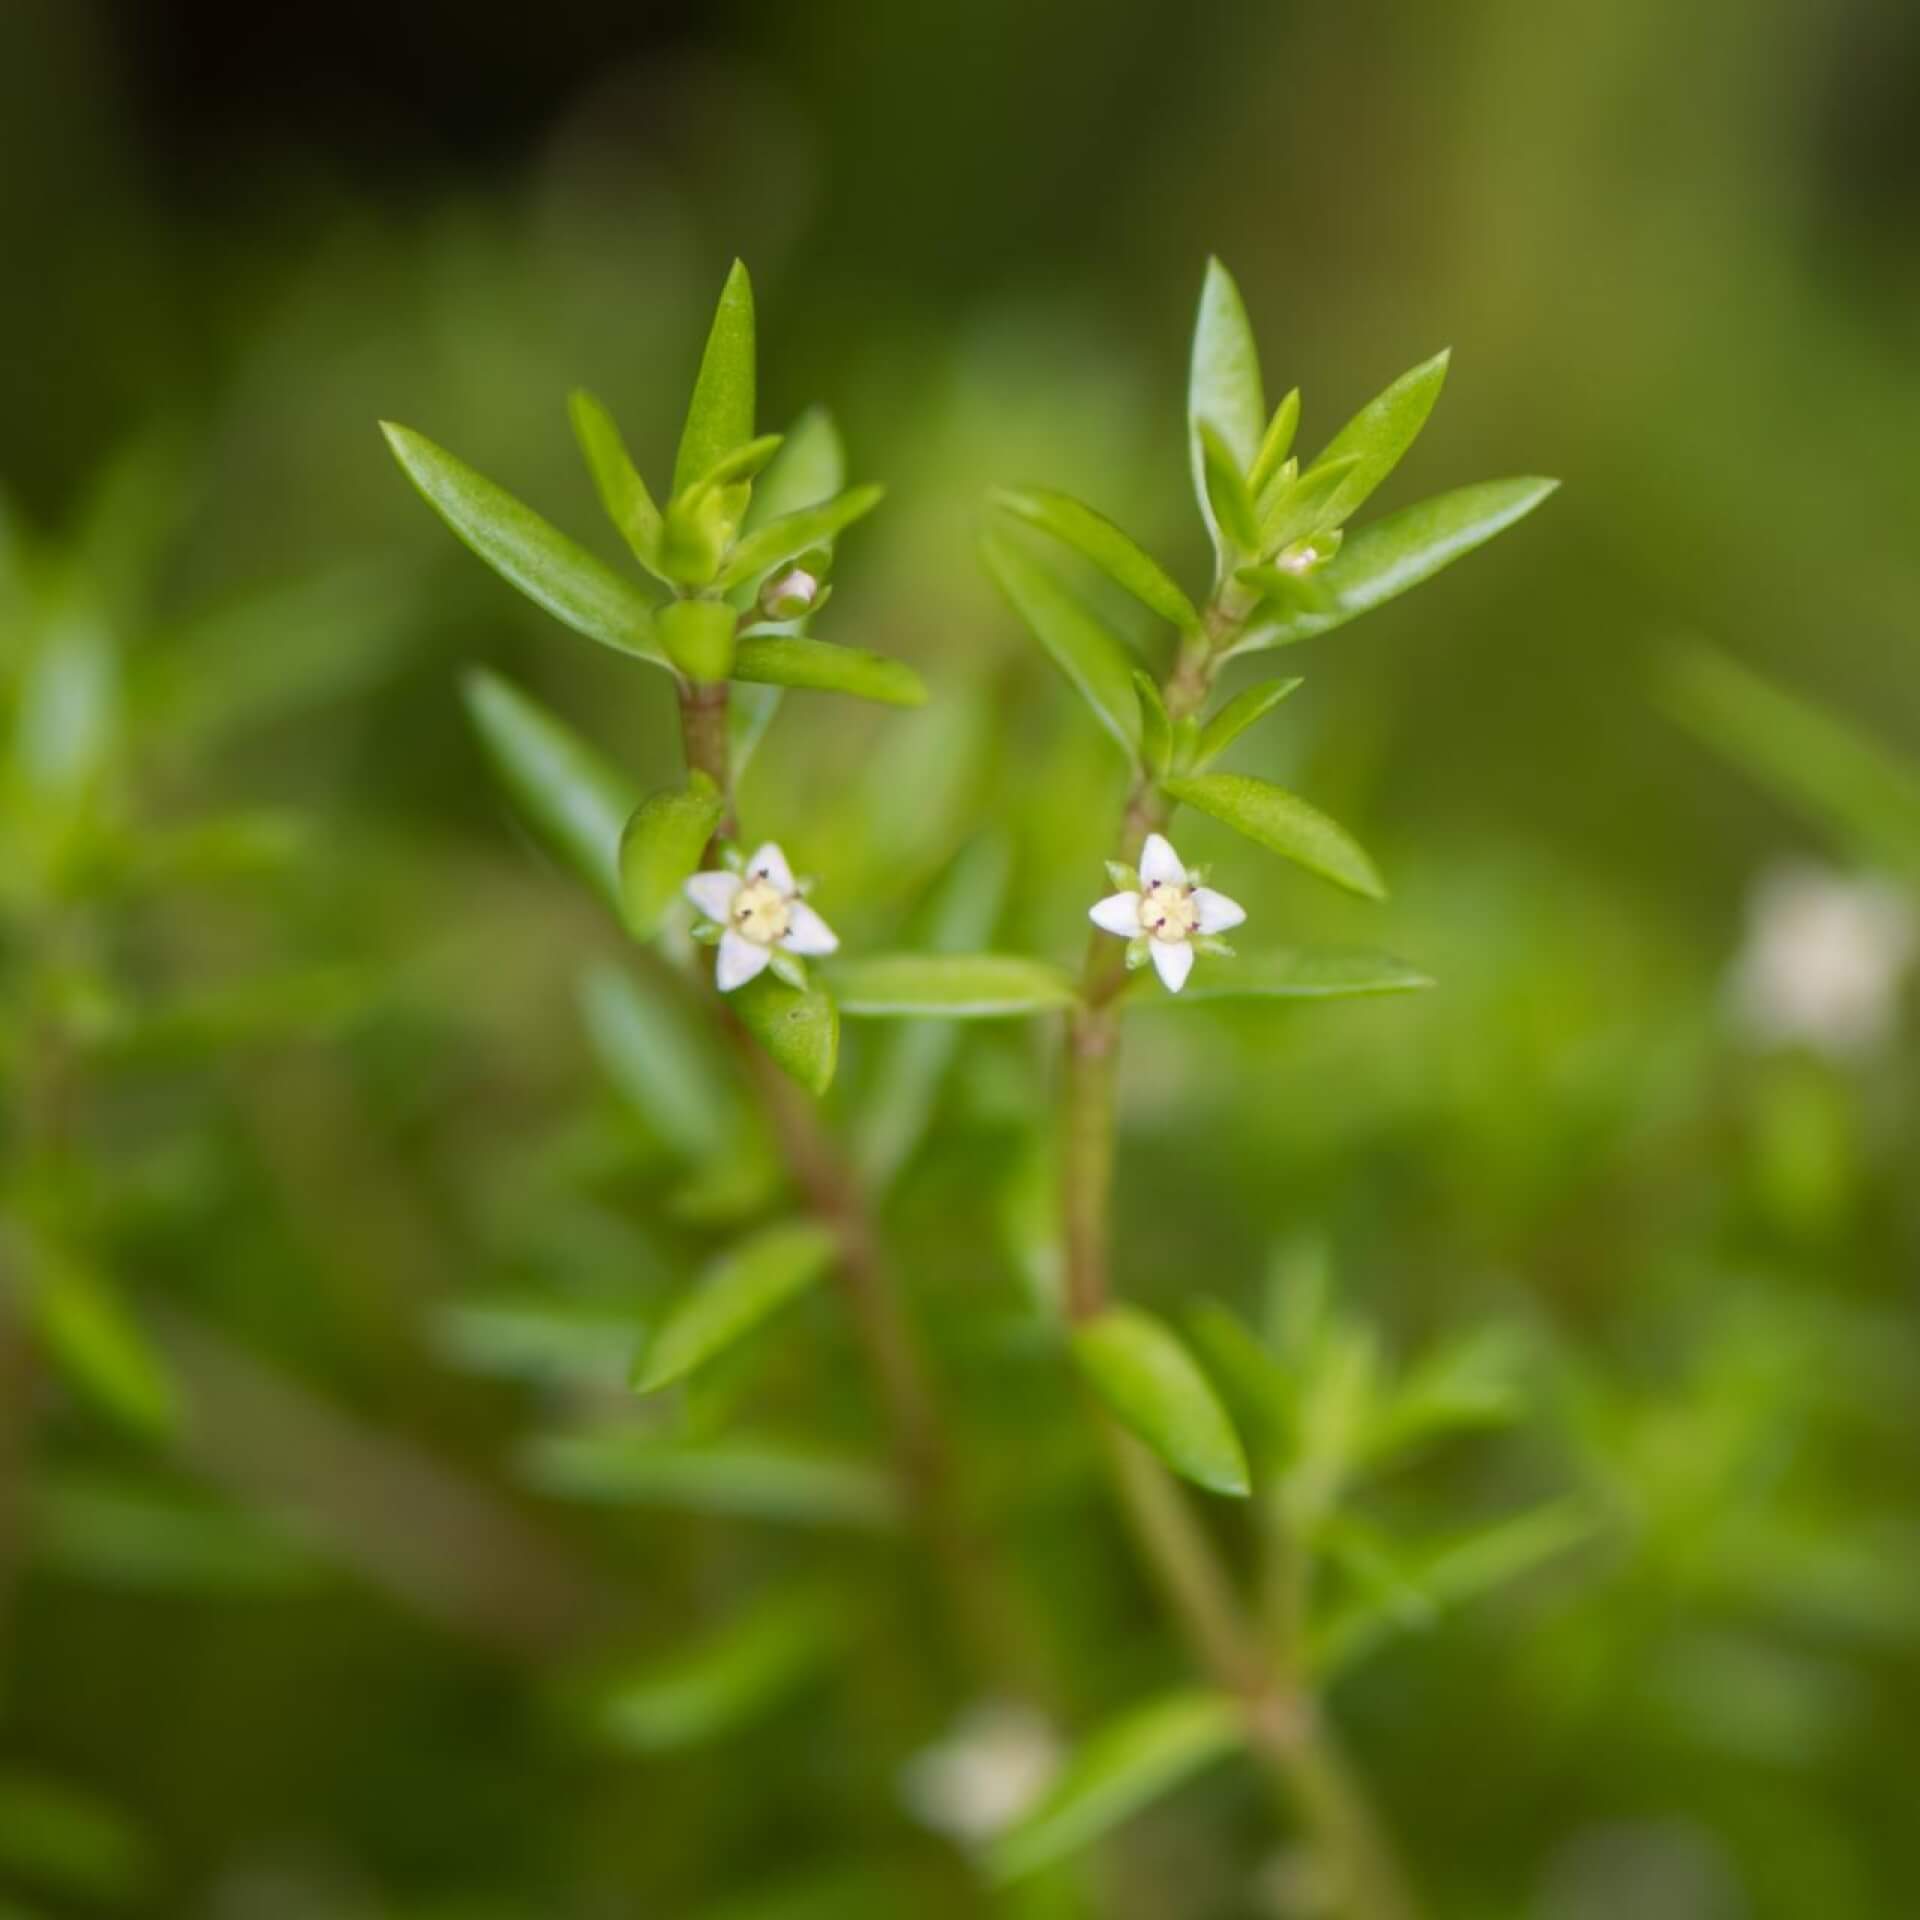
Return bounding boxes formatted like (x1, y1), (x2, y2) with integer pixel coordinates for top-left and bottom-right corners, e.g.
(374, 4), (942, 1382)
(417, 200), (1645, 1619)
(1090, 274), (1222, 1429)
(684, 841), (838, 992)
(1089, 831), (1245, 993)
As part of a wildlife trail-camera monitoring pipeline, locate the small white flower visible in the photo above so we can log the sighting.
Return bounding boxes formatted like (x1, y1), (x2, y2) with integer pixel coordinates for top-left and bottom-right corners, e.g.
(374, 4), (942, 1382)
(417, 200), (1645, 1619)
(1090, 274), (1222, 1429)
(684, 841), (838, 992)
(1089, 831), (1244, 993)
(900, 1700), (1061, 1844)
(1729, 860), (1915, 1059)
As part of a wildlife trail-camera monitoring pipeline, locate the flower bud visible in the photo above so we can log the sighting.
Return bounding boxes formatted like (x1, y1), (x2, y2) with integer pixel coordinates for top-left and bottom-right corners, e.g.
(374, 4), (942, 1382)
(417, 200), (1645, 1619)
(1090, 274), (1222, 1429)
(758, 565), (822, 622)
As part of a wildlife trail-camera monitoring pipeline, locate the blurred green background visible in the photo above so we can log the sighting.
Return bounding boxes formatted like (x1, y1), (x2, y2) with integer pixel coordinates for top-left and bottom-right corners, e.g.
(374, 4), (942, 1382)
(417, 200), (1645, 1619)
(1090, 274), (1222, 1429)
(2, 1), (1918, 1915)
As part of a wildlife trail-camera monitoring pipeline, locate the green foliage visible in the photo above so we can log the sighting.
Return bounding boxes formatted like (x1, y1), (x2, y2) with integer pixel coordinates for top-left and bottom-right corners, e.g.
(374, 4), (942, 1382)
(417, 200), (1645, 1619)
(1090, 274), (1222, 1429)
(733, 971), (840, 1096)
(381, 423), (665, 665)
(1162, 771), (1386, 899)
(673, 260), (757, 498)
(633, 1222), (839, 1392)
(990, 1691), (1243, 1883)
(462, 668), (634, 914)
(980, 531), (1139, 756)
(1129, 947), (1432, 1002)
(1188, 257), (1266, 569)
(832, 952), (1080, 1018)
(730, 634), (926, 706)
(989, 488), (1200, 632)
(1071, 1306), (1250, 1497)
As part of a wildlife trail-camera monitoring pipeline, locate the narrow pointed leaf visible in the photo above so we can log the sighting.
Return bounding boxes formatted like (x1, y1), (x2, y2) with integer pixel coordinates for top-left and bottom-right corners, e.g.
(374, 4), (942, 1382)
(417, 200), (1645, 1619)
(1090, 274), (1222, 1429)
(1163, 772), (1385, 900)
(744, 408), (846, 530)
(1195, 677), (1304, 766)
(1249, 387), (1301, 501)
(989, 1691), (1242, 1884)
(1304, 349), (1450, 526)
(734, 973), (839, 1095)
(1257, 453), (1362, 554)
(589, 1584), (841, 1752)
(989, 488), (1199, 631)
(674, 260), (756, 495)
(633, 1221), (838, 1392)
(719, 484), (884, 589)
(568, 389), (664, 574)
(852, 838), (1010, 1188)
(1197, 421), (1260, 554)
(382, 423), (663, 665)
(1234, 478), (1558, 654)
(33, 1259), (178, 1441)
(618, 774), (725, 938)
(1072, 1306), (1250, 1497)
(1188, 258), (1265, 556)
(731, 635), (925, 707)
(980, 532), (1139, 755)
(1661, 645), (1920, 876)
(832, 953), (1081, 1019)
(1132, 671), (1172, 777)
(521, 1427), (895, 1530)
(687, 431), (784, 495)
(1135, 947), (1432, 1003)
(463, 668), (637, 914)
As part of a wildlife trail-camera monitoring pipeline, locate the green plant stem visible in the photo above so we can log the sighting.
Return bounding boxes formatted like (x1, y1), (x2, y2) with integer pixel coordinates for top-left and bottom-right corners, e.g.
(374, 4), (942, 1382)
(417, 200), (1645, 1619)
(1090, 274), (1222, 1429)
(677, 667), (1057, 1703)
(1058, 609), (1421, 1920)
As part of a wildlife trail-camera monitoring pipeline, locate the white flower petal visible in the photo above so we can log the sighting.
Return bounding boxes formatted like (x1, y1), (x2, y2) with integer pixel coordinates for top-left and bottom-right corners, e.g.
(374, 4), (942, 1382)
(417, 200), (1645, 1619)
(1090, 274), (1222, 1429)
(746, 842), (796, 895)
(684, 870), (742, 922)
(1191, 887), (1246, 935)
(716, 929), (773, 993)
(1150, 938), (1195, 993)
(1089, 892), (1143, 937)
(1138, 833), (1186, 889)
(781, 901), (839, 956)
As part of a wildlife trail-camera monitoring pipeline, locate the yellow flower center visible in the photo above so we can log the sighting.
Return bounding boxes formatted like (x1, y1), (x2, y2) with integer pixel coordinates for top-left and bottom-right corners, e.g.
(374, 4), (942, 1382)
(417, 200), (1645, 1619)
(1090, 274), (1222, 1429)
(731, 875), (792, 946)
(1140, 881), (1198, 943)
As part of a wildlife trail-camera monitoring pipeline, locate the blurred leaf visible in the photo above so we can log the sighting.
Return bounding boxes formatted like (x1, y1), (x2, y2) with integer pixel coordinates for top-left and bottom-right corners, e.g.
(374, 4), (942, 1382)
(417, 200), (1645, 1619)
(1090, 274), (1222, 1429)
(1304, 350), (1449, 526)
(1189, 258), (1265, 563)
(1237, 478), (1557, 655)
(619, 774), (725, 940)
(29, 1469), (322, 1594)
(85, 967), (368, 1062)
(0, 1772), (151, 1904)
(719, 485), (884, 590)
(1312, 1500), (1595, 1678)
(464, 668), (636, 914)
(989, 1691), (1241, 1883)
(851, 838), (1011, 1188)
(435, 1292), (642, 1390)
(32, 1257), (177, 1440)
(521, 1427), (896, 1530)
(1197, 421), (1260, 555)
(1163, 773), (1385, 900)
(1072, 1307), (1250, 1497)
(1662, 645), (1920, 877)
(1364, 1326), (1527, 1465)
(980, 532), (1139, 756)
(731, 635), (926, 708)
(674, 260), (757, 497)
(118, 811), (307, 891)
(730, 683), (785, 775)
(587, 1583), (840, 1752)
(1194, 678), (1303, 767)
(1132, 671), (1172, 778)
(1131, 948), (1431, 1003)
(568, 388), (666, 578)
(734, 972), (840, 1095)
(382, 423), (663, 666)
(744, 409), (846, 530)
(832, 953), (1080, 1019)
(1185, 1298), (1291, 1470)
(633, 1221), (838, 1393)
(658, 598), (738, 682)
(695, 1867), (897, 1920)
(1248, 387), (1302, 502)
(13, 606), (118, 808)
(989, 489), (1199, 631)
